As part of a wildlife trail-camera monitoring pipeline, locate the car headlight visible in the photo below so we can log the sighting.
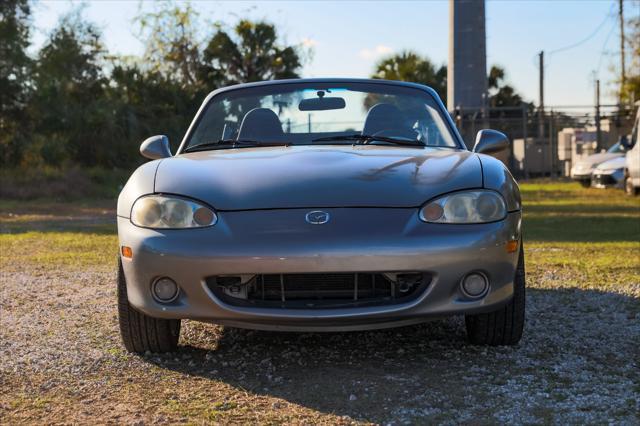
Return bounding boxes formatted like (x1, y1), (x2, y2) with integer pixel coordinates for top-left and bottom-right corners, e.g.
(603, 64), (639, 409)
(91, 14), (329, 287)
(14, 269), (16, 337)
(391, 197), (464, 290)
(596, 165), (622, 172)
(419, 190), (507, 224)
(574, 163), (592, 173)
(131, 195), (217, 228)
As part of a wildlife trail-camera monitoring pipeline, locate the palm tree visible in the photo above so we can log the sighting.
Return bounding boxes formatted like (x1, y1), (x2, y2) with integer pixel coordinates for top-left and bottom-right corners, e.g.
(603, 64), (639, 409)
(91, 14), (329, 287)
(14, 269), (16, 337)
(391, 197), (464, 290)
(371, 51), (447, 102)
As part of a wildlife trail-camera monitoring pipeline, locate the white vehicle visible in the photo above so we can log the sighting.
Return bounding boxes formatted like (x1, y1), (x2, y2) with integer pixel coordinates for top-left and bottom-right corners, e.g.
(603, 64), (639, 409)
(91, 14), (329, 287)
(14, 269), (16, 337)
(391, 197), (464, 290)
(624, 106), (640, 196)
(592, 156), (626, 189)
(571, 142), (629, 187)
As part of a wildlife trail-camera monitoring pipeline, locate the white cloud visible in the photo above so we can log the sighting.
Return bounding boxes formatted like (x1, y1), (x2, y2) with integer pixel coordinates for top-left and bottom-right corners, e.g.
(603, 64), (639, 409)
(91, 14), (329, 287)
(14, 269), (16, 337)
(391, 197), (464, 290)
(358, 44), (393, 59)
(301, 37), (319, 48)
(375, 45), (393, 55)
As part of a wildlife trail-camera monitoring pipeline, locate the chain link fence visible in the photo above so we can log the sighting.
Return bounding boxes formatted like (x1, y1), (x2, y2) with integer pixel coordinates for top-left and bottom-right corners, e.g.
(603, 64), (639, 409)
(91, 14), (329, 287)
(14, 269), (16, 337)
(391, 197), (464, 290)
(452, 104), (636, 179)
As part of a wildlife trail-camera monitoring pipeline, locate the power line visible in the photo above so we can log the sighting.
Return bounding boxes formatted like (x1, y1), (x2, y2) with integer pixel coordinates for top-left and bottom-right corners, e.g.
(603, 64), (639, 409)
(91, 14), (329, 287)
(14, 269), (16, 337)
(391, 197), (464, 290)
(531, 4), (616, 72)
(547, 3), (615, 55)
(595, 19), (617, 77)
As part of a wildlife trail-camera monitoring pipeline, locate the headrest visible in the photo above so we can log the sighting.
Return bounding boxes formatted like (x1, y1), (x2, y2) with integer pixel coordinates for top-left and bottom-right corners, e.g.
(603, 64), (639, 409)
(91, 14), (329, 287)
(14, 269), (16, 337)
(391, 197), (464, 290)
(362, 103), (407, 135)
(237, 108), (284, 142)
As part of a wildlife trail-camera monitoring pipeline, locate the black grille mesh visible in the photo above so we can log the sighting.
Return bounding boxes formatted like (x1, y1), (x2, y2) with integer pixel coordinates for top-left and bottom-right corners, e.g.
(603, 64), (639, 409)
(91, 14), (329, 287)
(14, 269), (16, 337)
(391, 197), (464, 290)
(207, 272), (430, 309)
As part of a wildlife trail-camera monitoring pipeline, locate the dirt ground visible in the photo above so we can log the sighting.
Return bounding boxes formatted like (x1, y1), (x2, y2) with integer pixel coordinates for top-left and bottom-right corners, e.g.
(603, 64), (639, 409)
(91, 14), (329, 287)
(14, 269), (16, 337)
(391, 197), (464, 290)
(1, 183), (639, 424)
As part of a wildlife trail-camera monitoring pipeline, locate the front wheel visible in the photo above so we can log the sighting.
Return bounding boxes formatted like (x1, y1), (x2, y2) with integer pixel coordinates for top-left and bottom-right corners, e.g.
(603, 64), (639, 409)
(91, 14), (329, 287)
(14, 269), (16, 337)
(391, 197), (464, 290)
(117, 259), (181, 353)
(578, 180), (591, 188)
(625, 176), (639, 196)
(465, 242), (525, 346)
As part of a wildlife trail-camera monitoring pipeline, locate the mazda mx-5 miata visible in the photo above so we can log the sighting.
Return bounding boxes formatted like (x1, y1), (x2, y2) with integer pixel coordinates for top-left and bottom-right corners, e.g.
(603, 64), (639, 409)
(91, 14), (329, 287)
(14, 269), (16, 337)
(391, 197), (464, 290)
(117, 78), (525, 353)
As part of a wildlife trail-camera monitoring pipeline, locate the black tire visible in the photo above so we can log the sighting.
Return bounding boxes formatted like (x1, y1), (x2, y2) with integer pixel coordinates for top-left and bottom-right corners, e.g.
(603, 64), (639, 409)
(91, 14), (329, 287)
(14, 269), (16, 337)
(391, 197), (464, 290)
(579, 180), (591, 188)
(465, 243), (525, 346)
(625, 176), (639, 196)
(117, 259), (181, 353)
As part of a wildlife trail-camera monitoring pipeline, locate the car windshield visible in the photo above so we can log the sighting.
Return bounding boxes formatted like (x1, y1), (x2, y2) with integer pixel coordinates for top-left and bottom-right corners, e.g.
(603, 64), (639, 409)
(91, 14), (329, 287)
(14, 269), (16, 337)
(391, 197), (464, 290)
(607, 142), (625, 153)
(182, 82), (460, 152)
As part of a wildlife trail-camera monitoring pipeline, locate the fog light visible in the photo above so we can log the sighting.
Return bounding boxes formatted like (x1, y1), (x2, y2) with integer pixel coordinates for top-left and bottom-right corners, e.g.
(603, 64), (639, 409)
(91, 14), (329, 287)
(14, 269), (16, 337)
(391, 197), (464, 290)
(152, 277), (179, 302)
(461, 273), (488, 298)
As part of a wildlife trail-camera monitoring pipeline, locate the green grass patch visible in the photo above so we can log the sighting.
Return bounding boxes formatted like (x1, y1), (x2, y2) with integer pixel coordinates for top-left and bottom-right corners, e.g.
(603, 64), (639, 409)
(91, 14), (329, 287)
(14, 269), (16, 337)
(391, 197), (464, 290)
(520, 181), (640, 242)
(524, 216), (640, 242)
(0, 167), (131, 200)
(526, 241), (640, 290)
(0, 232), (117, 270)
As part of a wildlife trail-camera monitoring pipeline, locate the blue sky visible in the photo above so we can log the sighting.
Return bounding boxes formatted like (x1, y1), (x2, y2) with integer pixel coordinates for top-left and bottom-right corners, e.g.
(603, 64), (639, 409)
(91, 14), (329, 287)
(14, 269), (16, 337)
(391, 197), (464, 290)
(31, 0), (632, 106)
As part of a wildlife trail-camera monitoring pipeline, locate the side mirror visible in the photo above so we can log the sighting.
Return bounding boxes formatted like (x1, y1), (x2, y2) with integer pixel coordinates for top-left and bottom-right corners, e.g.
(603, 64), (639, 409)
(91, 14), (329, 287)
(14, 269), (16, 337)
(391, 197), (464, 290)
(473, 129), (509, 155)
(140, 135), (172, 160)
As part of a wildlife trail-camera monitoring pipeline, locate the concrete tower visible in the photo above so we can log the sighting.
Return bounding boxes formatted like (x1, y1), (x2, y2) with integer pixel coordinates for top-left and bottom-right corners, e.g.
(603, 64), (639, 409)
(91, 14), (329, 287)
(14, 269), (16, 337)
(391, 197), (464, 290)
(447, 0), (488, 112)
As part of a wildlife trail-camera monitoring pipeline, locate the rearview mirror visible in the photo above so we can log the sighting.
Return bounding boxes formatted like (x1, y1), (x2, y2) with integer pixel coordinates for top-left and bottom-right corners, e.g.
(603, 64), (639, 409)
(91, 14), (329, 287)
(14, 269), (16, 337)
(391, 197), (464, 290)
(299, 97), (346, 111)
(140, 135), (172, 160)
(473, 129), (509, 155)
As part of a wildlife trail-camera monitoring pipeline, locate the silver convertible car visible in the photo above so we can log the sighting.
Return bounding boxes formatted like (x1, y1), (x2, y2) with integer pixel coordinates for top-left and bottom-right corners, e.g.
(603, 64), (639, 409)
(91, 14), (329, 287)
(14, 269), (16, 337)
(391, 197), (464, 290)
(117, 79), (525, 353)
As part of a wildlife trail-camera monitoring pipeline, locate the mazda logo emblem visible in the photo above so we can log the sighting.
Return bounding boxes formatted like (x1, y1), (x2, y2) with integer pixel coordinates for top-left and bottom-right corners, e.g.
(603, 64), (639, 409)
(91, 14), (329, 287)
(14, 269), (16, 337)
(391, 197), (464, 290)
(305, 210), (330, 225)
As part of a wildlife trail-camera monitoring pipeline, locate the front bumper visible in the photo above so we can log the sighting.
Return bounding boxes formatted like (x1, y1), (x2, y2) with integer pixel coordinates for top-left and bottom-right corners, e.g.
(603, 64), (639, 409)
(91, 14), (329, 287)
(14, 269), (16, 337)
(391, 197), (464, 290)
(591, 169), (624, 188)
(118, 208), (522, 331)
(570, 172), (592, 182)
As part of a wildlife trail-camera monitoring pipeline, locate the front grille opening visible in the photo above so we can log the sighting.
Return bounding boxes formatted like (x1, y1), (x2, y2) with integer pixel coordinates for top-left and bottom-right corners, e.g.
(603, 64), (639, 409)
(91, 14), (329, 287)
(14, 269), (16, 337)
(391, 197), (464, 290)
(206, 272), (431, 309)
(592, 174), (617, 186)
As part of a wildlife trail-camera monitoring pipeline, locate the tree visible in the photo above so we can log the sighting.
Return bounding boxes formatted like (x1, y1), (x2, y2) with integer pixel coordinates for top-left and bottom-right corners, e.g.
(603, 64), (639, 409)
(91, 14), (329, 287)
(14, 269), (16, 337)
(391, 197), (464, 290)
(29, 10), (110, 166)
(200, 20), (303, 86)
(131, 6), (305, 158)
(134, 1), (202, 89)
(369, 53), (529, 112)
(487, 65), (524, 108)
(135, 2), (304, 89)
(371, 51), (447, 101)
(485, 65), (535, 140)
(620, 11), (640, 105)
(1, 1), (307, 171)
(106, 63), (198, 161)
(0, 0), (32, 166)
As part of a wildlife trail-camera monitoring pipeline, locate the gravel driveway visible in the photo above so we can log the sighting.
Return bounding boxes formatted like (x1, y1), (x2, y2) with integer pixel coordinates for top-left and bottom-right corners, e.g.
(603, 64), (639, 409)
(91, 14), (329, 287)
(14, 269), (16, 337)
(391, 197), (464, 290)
(1, 262), (638, 424)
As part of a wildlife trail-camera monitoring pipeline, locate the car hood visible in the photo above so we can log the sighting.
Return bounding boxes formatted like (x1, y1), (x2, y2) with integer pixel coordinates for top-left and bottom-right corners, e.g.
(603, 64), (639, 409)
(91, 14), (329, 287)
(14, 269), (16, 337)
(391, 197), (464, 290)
(154, 145), (482, 210)
(574, 152), (623, 169)
(595, 156), (626, 171)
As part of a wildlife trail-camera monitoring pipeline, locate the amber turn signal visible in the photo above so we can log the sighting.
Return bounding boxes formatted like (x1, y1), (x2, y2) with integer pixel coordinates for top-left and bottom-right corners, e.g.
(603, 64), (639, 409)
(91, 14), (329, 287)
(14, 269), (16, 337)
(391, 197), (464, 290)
(506, 240), (519, 253)
(121, 246), (133, 259)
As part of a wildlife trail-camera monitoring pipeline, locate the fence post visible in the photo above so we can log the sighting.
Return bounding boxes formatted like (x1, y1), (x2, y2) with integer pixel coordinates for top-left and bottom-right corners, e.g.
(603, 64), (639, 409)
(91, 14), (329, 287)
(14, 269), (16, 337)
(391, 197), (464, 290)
(595, 80), (602, 151)
(520, 104), (528, 178)
(548, 110), (555, 178)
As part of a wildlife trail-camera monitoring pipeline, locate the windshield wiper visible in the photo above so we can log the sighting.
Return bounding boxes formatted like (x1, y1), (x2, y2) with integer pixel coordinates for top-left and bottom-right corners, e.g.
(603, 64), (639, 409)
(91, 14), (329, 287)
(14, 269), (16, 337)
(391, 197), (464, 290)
(183, 139), (288, 153)
(311, 134), (424, 147)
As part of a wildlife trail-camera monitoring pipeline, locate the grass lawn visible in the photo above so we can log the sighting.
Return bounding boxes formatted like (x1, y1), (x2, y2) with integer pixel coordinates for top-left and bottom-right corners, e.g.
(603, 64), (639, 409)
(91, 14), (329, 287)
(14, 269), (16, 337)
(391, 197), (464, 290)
(1, 181), (639, 424)
(519, 182), (640, 296)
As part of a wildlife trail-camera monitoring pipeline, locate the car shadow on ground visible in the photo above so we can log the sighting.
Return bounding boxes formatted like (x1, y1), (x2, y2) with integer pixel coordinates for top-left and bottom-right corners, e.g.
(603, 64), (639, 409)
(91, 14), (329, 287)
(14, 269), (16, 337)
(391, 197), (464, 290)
(144, 287), (639, 423)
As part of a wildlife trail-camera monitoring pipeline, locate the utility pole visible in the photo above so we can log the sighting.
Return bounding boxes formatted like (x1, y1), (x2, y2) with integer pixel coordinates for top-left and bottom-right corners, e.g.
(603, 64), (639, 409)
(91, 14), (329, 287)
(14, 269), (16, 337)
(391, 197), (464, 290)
(619, 0), (626, 101)
(538, 50), (545, 139)
(595, 79), (602, 151)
